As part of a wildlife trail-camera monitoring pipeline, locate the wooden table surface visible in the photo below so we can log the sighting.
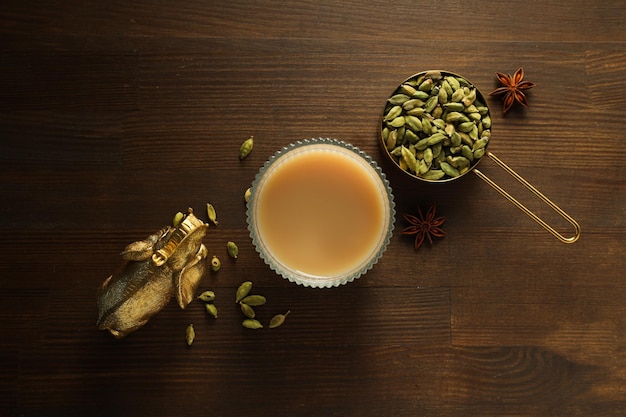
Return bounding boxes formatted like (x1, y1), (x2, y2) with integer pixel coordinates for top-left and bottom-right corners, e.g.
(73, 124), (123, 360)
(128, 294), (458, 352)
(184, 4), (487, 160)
(2, 1), (625, 416)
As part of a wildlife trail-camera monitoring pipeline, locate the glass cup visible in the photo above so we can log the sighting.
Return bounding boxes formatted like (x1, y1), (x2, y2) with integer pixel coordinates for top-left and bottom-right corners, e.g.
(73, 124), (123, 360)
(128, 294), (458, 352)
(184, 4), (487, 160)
(247, 138), (395, 288)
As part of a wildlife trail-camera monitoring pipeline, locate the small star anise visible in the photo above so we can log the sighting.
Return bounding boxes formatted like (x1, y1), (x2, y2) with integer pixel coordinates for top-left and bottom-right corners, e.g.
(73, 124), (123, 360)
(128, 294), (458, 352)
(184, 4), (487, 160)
(402, 203), (446, 250)
(489, 67), (536, 114)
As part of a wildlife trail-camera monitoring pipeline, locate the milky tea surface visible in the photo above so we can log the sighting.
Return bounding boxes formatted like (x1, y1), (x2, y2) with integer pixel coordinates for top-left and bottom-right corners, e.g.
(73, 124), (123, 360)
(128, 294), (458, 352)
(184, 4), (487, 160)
(255, 146), (386, 277)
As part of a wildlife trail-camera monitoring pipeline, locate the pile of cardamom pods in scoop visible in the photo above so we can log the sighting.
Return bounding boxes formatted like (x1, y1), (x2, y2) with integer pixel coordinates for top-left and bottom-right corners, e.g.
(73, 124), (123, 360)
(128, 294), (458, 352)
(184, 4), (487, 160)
(381, 70), (492, 181)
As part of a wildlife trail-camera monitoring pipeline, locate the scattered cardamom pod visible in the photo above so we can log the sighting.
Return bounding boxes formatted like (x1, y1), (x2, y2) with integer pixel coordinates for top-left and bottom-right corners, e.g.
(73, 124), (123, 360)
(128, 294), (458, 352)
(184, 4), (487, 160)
(235, 281), (252, 303)
(185, 324), (195, 346)
(172, 211), (184, 227)
(239, 136), (254, 160)
(226, 241), (238, 259)
(240, 302), (256, 319)
(241, 294), (266, 306)
(244, 187), (251, 203)
(206, 203), (219, 225)
(242, 319), (263, 329)
(269, 311), (291, 329)
(210, 255), (221, 272)
(205, 303), (218, 319)
(197, 290), (216, 302)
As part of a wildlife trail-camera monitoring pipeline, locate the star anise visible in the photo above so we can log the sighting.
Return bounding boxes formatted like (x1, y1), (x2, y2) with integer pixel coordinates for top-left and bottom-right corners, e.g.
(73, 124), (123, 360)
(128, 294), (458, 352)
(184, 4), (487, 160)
(489, 67), (536, 113)
(402, 203), (446, 250)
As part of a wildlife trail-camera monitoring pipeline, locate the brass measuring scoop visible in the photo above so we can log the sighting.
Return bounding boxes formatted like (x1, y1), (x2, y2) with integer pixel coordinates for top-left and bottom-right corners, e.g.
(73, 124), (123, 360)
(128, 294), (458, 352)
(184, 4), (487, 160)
(380, 70), (580, 243)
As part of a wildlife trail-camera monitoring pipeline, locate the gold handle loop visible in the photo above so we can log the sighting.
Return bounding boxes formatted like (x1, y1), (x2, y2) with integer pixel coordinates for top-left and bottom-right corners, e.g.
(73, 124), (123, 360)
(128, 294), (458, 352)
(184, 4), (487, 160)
(472, 152), (581, 244)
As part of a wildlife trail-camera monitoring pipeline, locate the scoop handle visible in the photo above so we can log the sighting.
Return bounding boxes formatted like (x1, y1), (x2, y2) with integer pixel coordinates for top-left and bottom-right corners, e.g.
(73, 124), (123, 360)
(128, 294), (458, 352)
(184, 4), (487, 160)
(472, 152), (581, 243)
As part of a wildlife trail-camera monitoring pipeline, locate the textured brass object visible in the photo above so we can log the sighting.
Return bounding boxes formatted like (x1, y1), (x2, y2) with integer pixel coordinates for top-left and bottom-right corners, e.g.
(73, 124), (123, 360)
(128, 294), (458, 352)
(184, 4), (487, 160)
(97, 208), (209, 338)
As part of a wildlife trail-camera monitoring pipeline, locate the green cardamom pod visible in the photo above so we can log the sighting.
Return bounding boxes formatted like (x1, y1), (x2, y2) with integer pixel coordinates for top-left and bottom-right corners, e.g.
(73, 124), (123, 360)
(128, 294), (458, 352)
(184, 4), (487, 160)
(461, 145), (475, 161)
(404, 115), (422, 132)
(445, 112), (470, 123)
(440, 161), (460, 178)
(402, 98), (424, 111)
(447, 156), (470, 169)
(437, 87), (448, 104)
(401, 146), (418, 173)
(424, 96), (438, 113)
(426, 132), (445, 146)
(444, 123), (455, 137)
(450, 132), (462, 147)
(240, 302), (256, 319)
(415, 137), (431, 151)
(404, 129), (418, 144)
(385, 129), (397, 151)
(473, 148), (486, 159)
(398, 157), (408, 171)
(472, 138), (489, 151)
(441, 79), (453, 96)
(235, 281), (252, 303)
(421, 118), (433, 135)
(390, 146), (403, 157)
(430, 118), (443, 130)
(269, 311), (291, 329)
(443, 102), (465, 112)
(400, 84), (418, 96)
(468, 124), (479, 141)
(206, 203), (219, 225)
(185, 324), (195, 346)
(482, 115), (492, 129)
(226, 241), (238, 259)
(406, 107), (425, 116)
(205, 303), (218, 318)
(462, 89), (477, 107)
(242, 319), (263, 329)
(411, 90), (430, 101)
(457, 121), (475, 133)
(418, 78), (433, 92)
(468, 112), (482, 122)
(383, 105), (402, 121)
(477, 106), (489, 116)
(449, 145), (463, 155)
(388, 93), (411, 105)
(457, 77), (471, 88)
(451, 88), (465, 103)
(459, 131), (473, 146)
(388, 116), (405, 128)
(425, 70), (442, 80)
(396, 126), (405, 142)
(423, 147), (434, 164)
(239, 136), (254, 160)
(445, 75), (461, 91)
(198, 290), (216, 302)
(464, 104), (479, 114)
(244, 187), (252, 203)
(172, 211), (184, 227)
(422, 169), (445, 180)
(210, 255), (221, 272)
(241, 294), (267, 306)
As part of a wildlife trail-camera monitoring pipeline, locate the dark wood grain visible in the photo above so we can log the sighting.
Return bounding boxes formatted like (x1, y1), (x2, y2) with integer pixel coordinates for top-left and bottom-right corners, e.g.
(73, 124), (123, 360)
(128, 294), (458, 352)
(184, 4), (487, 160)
(1, 1), (625, 416)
